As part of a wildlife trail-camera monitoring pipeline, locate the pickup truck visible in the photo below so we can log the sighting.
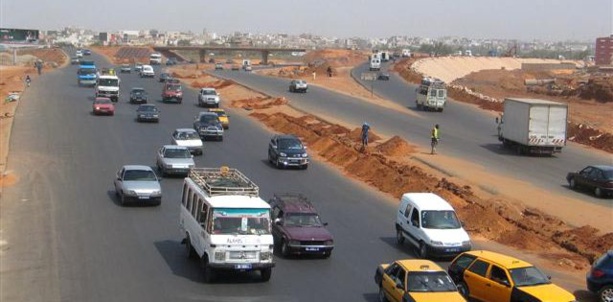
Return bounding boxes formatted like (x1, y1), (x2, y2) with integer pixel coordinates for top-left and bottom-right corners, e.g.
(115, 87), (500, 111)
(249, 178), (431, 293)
(193, 112), (224, 141)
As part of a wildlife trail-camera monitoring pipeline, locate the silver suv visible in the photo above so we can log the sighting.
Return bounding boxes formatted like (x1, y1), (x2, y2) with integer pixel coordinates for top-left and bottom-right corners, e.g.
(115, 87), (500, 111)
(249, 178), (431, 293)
(289, 80), (308, 93)
(198, 88), (220, 108)
(114, 165), (162, 206)
(156, 145), (195, 177)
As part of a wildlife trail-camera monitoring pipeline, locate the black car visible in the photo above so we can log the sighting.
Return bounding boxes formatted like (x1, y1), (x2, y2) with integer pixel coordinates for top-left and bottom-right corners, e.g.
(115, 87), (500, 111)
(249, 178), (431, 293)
(267, 134), (309, 169)
(70, 57), (80, 65)
(129, 87), (148, 104)
(193, 112), (224, 141)
(119, 64), (131, 73)
(159, 73), (172, 83)
(377, 72), (390, 81)
(566, 165), (613, 198)
(166, 57), (177, 66)
(82, 49), (92, 56)
(136, 104), (160, 123)
(587, 250), (613, 302)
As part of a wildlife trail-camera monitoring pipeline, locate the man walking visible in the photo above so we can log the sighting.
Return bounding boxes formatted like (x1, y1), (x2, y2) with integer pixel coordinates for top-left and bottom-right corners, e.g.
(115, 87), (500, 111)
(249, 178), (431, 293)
(361, 122), (370, 151)
(431, 124), (440, 154)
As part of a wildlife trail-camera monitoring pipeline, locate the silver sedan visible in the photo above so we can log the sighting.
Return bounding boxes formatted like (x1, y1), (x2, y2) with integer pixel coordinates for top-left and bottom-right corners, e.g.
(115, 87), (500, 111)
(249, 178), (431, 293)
(156, 145), (195, 177)
(113, 165), (162, 206)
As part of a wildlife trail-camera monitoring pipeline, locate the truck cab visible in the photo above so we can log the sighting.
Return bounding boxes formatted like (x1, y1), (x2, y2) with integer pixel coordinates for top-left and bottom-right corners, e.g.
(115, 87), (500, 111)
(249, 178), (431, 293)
(149, 53), (162, 65)
(179, 167), (275, 282)
(96, 72), (121, 102)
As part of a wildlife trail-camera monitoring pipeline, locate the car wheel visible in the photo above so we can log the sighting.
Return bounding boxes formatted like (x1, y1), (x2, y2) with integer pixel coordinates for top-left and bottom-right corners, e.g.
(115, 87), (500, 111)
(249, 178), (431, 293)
(260, 268), (272, 282)
(457, 281), (470, 298)
(569, 178), (576, 189)
(201, 256), (215, 283)
(185, 235), (197, 259)
(301, 164), (308, 170)
(595, 187), (604, 198)
(418, 241), (428, 259)
(120, 193), (126, 206)
(599, 285), (613, 302)
(396, 228), (405, 244)
(281, 240), (291, 257)
(378, 287), (388, 302)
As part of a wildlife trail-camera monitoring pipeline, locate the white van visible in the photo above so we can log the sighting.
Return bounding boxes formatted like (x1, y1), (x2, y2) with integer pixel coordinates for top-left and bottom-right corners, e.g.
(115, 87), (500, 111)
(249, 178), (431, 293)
(369, 58), (381, 71)
(395, 193), (471, 259)
(149, 53), (162, 65)
(179, 167), (275, 282)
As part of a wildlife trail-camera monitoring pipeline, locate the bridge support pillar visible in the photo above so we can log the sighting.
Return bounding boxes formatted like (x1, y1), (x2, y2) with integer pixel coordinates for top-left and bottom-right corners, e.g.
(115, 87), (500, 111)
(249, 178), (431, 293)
(199, 49), (207, 63)
(261, 50), (270, 65)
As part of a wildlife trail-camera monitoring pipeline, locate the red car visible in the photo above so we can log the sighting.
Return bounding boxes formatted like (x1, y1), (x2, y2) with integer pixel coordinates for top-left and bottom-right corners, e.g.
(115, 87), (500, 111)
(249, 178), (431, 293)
(92, 97), (115, 115)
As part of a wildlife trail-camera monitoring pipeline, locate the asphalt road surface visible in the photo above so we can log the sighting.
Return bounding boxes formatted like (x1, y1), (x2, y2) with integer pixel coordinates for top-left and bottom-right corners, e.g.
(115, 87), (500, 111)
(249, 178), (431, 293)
(0, 54), (593, 302)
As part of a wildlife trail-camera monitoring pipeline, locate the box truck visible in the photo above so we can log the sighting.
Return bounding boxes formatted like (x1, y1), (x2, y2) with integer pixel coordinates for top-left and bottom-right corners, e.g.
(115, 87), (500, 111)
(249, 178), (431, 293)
(497, 98), (568, 155)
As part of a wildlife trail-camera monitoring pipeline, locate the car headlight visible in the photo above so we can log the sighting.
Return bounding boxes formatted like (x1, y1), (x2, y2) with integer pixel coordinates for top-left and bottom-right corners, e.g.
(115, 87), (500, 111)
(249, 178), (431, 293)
(95, 107), (100, 110)
(152, 190), (161, 195)
(279, 152), (287, 157)
(289, 240), (300, 246)
(324, 240), (334, 246)
(462, 240), (471, 246)
(430, 240), (444, 246)
(127, 190), (137, 195)
(302, 153), (308, 158)
(214, 251), (225, 261)
(260, 251), (272, 261)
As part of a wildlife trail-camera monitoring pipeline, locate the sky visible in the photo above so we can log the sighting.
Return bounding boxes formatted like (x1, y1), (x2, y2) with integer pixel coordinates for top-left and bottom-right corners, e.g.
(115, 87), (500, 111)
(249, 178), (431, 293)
(1, 0), (611, 41)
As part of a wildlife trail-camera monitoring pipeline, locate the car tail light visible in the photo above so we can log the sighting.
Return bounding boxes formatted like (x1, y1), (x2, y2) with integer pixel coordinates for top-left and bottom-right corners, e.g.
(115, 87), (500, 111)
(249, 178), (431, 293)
(592, 268), (605, 278)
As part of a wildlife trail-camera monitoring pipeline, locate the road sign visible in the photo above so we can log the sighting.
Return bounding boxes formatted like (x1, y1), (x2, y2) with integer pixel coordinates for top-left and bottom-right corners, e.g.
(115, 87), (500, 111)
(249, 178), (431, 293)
(360, 72), (377, 81)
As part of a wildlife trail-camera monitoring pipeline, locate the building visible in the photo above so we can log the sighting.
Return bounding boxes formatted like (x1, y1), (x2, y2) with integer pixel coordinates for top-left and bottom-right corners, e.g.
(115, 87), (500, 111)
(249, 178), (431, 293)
(595, 35), (613, 66)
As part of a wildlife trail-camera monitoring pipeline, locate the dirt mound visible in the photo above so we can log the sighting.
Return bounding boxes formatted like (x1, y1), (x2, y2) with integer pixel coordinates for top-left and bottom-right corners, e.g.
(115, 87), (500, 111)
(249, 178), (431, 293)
(567, 123), (613, 153)
(375, 135), (416, 156)
(233, 97), (288, 110)
(552, 226), (613, 263)
(580, 77), (613, 103)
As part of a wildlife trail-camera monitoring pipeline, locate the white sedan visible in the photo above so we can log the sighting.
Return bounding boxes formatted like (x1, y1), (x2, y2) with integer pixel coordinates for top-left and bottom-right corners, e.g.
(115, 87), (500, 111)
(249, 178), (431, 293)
(171, 128), (203, 155)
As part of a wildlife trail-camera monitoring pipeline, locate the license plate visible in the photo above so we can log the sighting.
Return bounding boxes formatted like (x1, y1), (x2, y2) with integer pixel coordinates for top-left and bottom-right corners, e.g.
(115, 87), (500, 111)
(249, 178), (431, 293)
(235, 264), (252, 270)
(446, 248), (459, 253)
(305, 247), (320, 252)
(138, 196), (150, 200)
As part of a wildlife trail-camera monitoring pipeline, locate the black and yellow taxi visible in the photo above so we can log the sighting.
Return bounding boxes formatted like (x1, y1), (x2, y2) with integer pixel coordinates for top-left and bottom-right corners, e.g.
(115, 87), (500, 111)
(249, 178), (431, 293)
(374, 259), (466, 302)
(208, 108), (230, 129)
(448, 250), (577, 302)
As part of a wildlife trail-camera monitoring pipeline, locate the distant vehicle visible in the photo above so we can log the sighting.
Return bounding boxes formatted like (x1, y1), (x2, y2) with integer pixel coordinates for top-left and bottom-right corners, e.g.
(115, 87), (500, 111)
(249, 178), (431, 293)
(129, 87), (148, 104)
(161, 82), (183, 103)
(70, 57), (80, 65)
(496, 98), (567, 155)
(267, 134), (309, 169)
(207, 108), (229, 129)
(134, 63), (143, 72)
(448, 250), (576, 302)
(587, 250), (613, 302)
(369, 57), (381, 71)
(92, 97), (115, 116)
(166, 57), (178, 66)
(402, 49), (411, 57)
(77, 65), (98, 87)
(136, 104), (160, 123)
(243, 65), (253, 72)
(149, 53), (162, 65)
(119, 64), (131, 73)
(225, 59), (234, 64)
(82, 49), (92, 56)
(113, 165), (162, 206)
(566, 165), (613, 198)
(193, 112), (224, 141)
(171, 128), (203, 155)
(156, 145), (195, 177)
(380, 51), (391, 62)
(289, 80), (308, 93)
(375, 259), (466, 302)
(159, 72), (172, 83)
(268, 193), (334, 258)
(214, 63), (224, 70)
(75, 50), (83, 58)
(231, 65), (240, 71)
(140, 65), (155, 78)
(416, 77), (447, 112)
(95, 74), (121, 102)
(198, 88), (220, 108)
(377, 72), (390, 81)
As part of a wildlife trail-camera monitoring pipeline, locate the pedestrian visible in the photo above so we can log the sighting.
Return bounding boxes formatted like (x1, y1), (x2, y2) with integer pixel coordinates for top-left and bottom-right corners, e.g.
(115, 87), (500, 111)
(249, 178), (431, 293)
(361, 122), (370, 151)
(35, 61), (42, 75)
(312, 71), (316, 81)
(327, 66), (333, 77)
(431, 124), (440, 154)
(25, 74), (31, 87)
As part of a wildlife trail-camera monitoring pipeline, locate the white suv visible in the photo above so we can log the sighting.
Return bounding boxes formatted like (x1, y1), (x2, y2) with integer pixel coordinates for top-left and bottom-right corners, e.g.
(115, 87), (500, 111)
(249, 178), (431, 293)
(395, 193), (471, 259)
(140, 65), (155, 78)
(198, 88), (220, 108)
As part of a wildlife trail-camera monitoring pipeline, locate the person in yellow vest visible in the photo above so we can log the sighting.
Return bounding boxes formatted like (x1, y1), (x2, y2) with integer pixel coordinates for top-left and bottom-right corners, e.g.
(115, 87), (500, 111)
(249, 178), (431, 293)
(431, 124), (440, 154)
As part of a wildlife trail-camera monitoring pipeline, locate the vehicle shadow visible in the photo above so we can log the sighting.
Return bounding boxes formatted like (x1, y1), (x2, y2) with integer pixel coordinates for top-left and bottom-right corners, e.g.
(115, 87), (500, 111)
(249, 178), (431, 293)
(105, 189), (160, 208)
(379, 236), (416, 256)
(573, 289), (598, 302)
(260, 159), (307, 171)
(361, 293), (380, 302)
(480, 143), (560, 157)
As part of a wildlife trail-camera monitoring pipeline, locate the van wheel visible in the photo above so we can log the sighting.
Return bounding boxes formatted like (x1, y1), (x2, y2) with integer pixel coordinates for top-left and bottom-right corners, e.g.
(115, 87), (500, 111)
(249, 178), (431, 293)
(418, 242), (429, 259)
(395, 228), (405, 245)
(281, 240), (291, 257)
(201, 256), (215, 283)
(260, 268), (272, 282)
(457, 281), (470, 297)
(185, 235), (197, 259)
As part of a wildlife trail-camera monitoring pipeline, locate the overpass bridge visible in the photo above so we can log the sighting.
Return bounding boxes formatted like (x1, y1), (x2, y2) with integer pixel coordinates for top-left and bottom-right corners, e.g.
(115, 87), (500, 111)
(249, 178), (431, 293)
(152, 46), (307, 65)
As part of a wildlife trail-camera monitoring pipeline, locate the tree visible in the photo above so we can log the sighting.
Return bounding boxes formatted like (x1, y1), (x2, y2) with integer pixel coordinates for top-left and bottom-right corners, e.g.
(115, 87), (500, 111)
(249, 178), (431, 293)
(177, 39), (191, 46)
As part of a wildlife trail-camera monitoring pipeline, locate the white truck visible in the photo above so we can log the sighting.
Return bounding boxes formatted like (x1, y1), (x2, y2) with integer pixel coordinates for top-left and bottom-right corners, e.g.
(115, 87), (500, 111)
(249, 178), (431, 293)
(95, 72), (120, 102)
(496, 98), (568, 155)
(179, 167), (275, 282)
(149, 53), (162, 65)
(415, 77), (447, 112)
(369, 53), (381, 71)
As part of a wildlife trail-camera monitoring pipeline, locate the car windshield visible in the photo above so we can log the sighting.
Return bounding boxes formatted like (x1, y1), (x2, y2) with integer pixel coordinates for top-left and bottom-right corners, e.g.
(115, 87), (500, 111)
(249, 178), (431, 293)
(177, 132), (199, 140)
(132, 89), (145, 94)
(284, 213), (323, 227)
(603, 170), (613, 180)
(278, 138), (303, 150)
(123, 169), (157, 181)
(78, 68), (96, 75)
(202, 90), (217, 95)
(211, 111), (227, 117)
(421, 210), (461, 229)
(509, 266), (551, 287)
(406, 272), (457, 292)
(98, 79), (118, 86)
(199, 115), (219, 123)
(163, 148), (191, 158)
(211, 208), (271, 235)
(138, 106), (157, 112)
(166, 84), (181, 91)
(94, 99), (111, 104)
(160, 73), (169, 78)
(121, 64), (129, 68)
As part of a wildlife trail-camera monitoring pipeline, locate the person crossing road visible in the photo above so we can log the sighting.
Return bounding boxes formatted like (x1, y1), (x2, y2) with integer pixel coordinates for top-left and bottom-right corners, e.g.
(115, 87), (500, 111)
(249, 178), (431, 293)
(431, 124), (440, 154)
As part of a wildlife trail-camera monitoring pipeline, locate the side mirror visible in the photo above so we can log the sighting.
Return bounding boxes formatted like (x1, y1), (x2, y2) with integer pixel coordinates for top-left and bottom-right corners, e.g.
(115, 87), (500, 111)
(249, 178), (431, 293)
(411, 220), (419, 227)
(395, 281), (404, 290)
(274, 218), (282, 225)
(547, 275), (551, 280)
(116, 176), (122, 181)
(323, 222), (329, 226)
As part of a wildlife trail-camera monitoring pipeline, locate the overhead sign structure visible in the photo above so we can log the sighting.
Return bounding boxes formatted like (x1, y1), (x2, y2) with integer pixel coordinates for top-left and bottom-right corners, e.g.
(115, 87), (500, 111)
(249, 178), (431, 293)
(360, 72), (378, 97)
(0, 28), (39, 43)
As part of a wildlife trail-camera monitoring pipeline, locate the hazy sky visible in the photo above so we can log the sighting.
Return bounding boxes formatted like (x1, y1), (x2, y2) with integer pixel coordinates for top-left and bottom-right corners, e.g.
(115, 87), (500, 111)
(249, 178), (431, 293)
(1, 0), (611, 41)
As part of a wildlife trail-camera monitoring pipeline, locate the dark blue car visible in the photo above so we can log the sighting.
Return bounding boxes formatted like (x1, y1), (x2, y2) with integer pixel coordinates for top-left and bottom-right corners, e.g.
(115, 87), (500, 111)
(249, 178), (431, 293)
(587, 250), (613, 302)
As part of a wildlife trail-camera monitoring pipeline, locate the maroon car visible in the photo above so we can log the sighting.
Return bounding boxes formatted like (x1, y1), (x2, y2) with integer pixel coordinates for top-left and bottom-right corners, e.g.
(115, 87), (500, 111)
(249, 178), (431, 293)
(92, 97), (115, 115)
(567, 165), (613, 198)
(161, 82), (183, 103)
(268, 193), (334, 258)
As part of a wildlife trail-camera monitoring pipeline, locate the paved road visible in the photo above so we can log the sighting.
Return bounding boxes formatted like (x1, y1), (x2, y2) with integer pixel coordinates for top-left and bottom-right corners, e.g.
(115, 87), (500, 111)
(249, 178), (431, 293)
(0, 53), (593, 302)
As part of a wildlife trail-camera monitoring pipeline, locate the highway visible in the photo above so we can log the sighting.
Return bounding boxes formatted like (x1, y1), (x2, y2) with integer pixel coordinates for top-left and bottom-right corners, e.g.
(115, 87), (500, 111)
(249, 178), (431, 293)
(0, 53), (593, 302)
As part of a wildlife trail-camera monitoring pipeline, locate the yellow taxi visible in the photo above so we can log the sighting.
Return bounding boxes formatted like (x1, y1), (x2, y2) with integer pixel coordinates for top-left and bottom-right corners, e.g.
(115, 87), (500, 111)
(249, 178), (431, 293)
(374, 259), (467, 302)
(448, 250), (577, 302)
(208, 108), (229, 129)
